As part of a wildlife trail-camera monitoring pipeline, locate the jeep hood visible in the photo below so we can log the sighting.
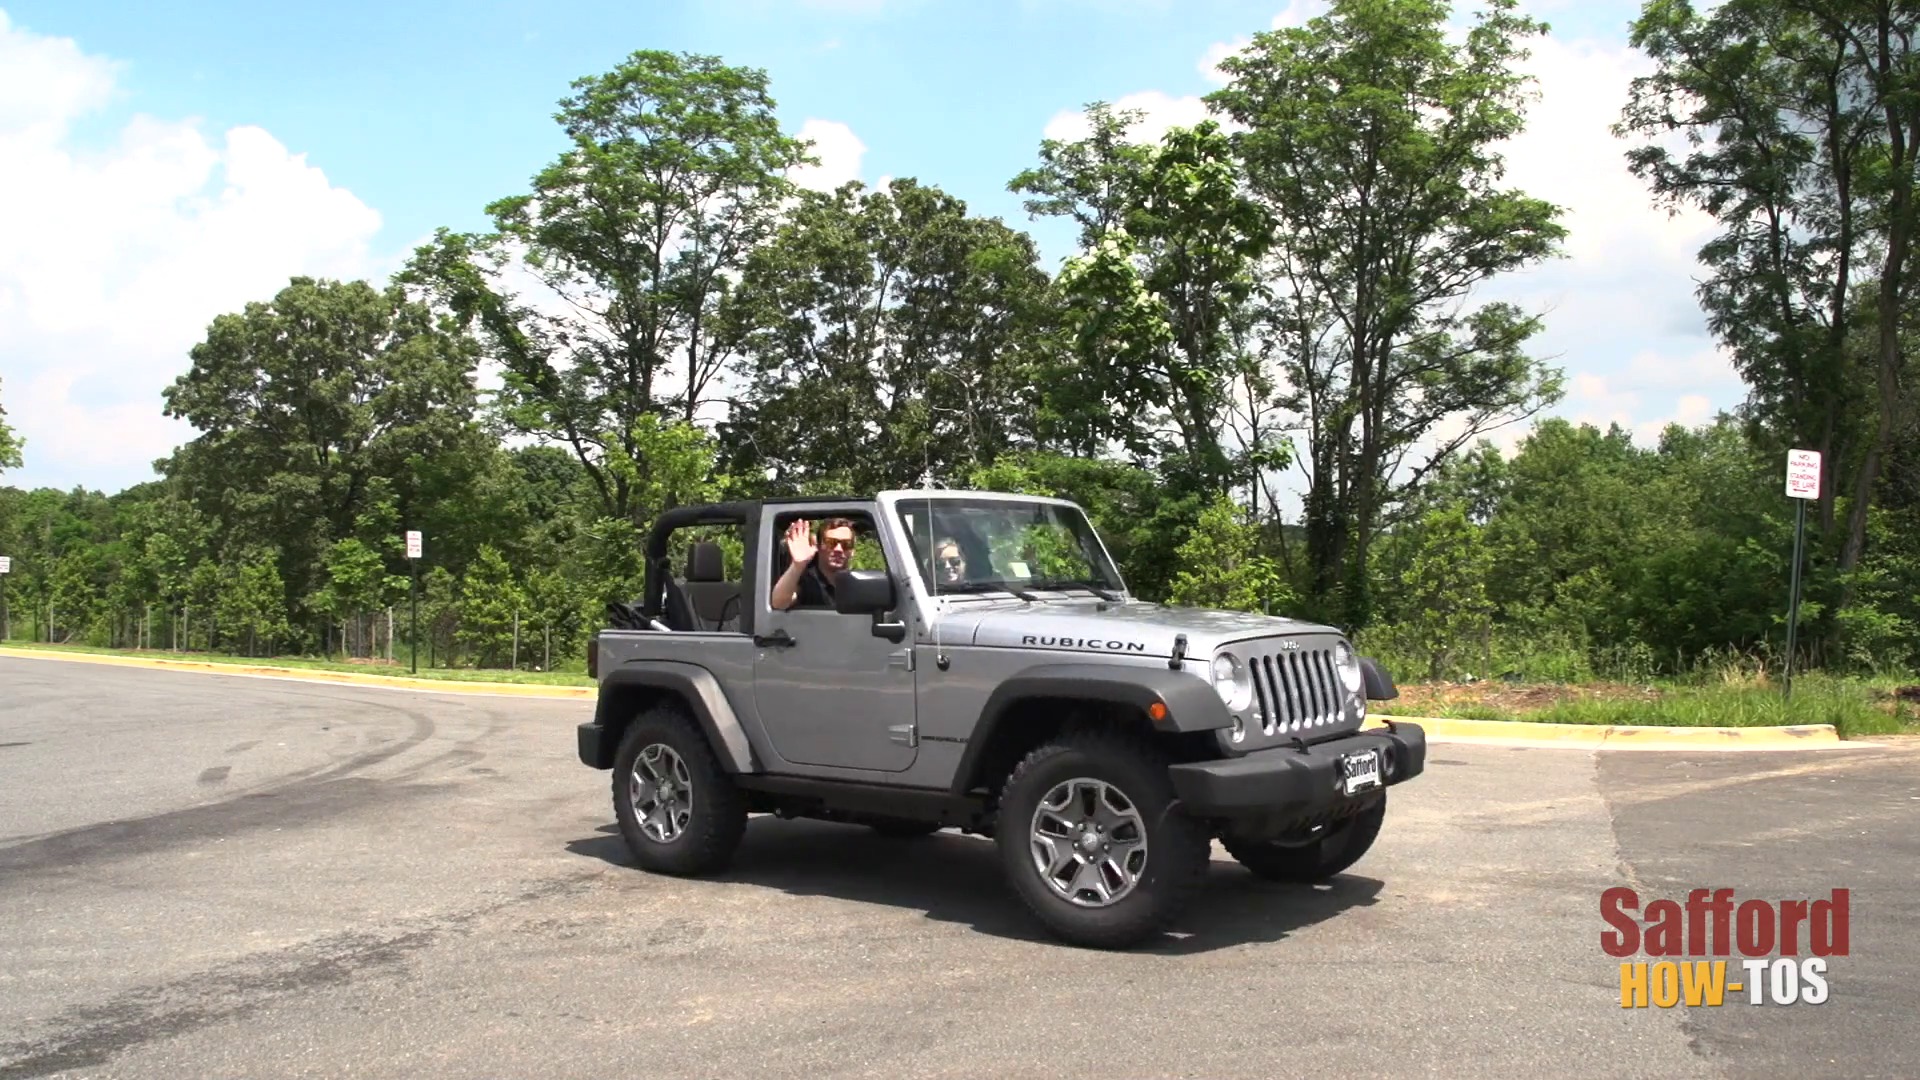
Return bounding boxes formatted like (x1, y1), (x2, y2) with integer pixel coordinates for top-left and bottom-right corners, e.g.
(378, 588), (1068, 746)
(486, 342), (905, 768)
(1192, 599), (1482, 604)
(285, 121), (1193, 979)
(928, 598), (1340, 657)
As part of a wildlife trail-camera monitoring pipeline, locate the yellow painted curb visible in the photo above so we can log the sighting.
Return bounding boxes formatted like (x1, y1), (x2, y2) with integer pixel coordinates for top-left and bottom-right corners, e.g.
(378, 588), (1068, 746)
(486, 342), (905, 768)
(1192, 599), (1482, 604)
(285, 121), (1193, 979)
(1362, 713), (1851, 750)
(0, 646), (595, 700)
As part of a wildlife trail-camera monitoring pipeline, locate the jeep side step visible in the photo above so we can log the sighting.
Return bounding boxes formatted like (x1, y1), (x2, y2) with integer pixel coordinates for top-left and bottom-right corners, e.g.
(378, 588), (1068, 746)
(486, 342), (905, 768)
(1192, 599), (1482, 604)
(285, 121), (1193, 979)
(733, 774), (993, 832)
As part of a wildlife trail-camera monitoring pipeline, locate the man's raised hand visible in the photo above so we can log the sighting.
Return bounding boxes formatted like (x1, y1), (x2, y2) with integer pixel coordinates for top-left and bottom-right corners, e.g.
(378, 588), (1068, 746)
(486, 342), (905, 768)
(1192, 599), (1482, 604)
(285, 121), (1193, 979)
(784, 518), (817, 564)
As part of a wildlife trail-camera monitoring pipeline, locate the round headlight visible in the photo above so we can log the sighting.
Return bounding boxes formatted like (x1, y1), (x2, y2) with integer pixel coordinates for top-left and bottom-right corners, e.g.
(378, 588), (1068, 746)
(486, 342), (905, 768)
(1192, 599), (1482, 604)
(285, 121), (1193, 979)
(1334, 640), (1364, 695)
(1211, 652), (1255, 712)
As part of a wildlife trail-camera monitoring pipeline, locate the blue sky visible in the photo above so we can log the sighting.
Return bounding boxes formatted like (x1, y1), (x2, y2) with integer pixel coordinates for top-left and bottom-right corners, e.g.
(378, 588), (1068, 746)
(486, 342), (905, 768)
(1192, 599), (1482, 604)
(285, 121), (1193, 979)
(0, 0), (1744, 500)
(14, 0), (1313, 268)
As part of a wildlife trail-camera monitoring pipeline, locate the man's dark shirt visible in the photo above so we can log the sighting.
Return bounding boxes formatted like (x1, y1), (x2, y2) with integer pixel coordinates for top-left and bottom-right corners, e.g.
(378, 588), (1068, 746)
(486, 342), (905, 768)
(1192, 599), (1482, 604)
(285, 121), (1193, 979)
(790, 559), (837, 608)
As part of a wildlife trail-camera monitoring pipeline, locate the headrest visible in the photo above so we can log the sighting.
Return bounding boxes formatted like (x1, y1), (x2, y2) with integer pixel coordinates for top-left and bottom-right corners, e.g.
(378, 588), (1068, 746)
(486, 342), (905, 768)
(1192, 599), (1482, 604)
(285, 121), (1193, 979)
(686, 540), (725, 582)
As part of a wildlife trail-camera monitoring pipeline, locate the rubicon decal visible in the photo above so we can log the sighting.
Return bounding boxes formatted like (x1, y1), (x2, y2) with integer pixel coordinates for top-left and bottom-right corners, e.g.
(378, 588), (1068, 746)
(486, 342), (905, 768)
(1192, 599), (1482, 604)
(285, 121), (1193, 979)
(1601, 887), (1849, 1008)
(1019, 635), (1147, 653)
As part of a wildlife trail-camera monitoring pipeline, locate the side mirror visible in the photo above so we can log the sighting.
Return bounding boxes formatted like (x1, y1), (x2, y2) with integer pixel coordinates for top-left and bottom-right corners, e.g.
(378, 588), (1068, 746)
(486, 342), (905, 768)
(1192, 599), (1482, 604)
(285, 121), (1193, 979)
(833, 569), (896, 615)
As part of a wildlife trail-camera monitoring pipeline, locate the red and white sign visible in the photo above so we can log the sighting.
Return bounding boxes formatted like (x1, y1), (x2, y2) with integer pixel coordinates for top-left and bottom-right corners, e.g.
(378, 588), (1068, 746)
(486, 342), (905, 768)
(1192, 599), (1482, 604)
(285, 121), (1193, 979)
(405, 530), (422, 559)
(1786, 450), (1821, 500)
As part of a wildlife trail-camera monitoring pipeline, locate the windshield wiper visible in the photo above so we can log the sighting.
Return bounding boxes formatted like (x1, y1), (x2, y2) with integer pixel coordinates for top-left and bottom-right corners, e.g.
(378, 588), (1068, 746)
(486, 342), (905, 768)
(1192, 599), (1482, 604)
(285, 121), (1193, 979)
(1029, 579), (1123, 602)
(939, 579), (1041, 601)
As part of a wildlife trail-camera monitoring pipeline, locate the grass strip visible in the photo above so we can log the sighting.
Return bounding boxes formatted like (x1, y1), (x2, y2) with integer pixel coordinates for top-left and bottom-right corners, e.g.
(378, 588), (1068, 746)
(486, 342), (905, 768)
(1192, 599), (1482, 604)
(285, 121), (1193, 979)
(1376, 676), (1915, 738)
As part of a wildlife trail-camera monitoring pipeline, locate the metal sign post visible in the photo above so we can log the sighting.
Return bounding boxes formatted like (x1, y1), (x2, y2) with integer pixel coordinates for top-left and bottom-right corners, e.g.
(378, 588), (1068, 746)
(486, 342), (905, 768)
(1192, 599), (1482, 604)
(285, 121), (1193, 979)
(0, 556), (10, 643)
(406, 531), (422, 674)
(1783, 450), (1820, 699)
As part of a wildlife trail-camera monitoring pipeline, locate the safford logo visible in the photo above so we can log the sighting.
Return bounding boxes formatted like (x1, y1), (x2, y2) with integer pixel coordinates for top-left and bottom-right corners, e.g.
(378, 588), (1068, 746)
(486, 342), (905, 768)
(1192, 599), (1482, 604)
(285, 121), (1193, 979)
(1021, 635), (1148, 653)
(1603, 887), (1849, 1008)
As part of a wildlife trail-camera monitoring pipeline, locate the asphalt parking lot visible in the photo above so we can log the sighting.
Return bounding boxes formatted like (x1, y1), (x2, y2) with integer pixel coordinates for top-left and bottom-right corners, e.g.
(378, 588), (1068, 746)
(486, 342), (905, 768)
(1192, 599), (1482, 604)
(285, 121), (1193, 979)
(1, 654), (1915, 1079)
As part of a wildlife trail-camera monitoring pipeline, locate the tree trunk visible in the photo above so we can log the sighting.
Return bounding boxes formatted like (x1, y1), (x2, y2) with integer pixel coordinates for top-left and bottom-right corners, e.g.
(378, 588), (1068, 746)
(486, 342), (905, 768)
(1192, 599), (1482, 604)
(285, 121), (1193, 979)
(1839, 2), (1920, 591)
(1840, 207), (1913, 578)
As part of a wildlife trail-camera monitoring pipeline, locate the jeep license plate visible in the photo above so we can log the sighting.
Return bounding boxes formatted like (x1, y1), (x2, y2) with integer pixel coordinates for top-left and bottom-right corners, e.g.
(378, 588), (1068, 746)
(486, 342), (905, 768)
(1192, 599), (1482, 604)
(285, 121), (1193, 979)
(1339, 749), (1381, 795)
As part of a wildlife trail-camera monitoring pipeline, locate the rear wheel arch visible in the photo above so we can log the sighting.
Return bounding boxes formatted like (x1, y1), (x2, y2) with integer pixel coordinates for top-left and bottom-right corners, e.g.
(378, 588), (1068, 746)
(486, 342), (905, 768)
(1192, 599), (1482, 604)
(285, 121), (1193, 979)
(593, 665), (755, 773)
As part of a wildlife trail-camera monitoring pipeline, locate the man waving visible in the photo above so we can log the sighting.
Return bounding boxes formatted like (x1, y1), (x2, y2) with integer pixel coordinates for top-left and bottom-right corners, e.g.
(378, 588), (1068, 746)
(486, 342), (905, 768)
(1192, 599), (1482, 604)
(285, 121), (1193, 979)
(770, 516), (856, 610)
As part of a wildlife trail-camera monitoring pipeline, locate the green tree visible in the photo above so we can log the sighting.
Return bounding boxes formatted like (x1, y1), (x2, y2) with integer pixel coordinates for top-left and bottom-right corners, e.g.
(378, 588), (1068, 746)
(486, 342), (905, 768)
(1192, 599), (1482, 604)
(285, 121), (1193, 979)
(160, 276), (486, 644)
(1478, 420), (1656, 644)
(522, 566), (591, 671)
(308, 539), (392, 658)
(605, 412), (728, 522)
(458, 544), (525, 668)
(1015, 112), (1278, 492)
(48, 544), (108, 645)
(1207, 0), (1568, 628)
(1167, 495), (1292, 614)
(1623, 422), (1793, 669)
(217, 547), (292, 656)
(1399, 504), (1497, 680)
(420, 565), (461, 667)
(1834, 505), (1920, 672)
(1618, 0), (1919, 594)
(1009, 101), (1156, 250)
(0, 375), (23, 472)
(405, 50), (809, 525)
(719, 178), (1054, 494)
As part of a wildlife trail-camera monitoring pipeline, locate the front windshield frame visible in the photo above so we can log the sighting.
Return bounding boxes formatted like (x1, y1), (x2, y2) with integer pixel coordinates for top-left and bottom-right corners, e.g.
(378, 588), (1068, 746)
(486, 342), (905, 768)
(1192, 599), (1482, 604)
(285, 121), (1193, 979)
(888, 493), (1129, 600)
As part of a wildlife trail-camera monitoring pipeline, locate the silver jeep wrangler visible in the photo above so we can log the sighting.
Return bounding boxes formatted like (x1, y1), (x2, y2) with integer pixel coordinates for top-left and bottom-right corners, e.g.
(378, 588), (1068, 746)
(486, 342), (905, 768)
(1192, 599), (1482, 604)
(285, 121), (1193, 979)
(576, 489), (1425, 949)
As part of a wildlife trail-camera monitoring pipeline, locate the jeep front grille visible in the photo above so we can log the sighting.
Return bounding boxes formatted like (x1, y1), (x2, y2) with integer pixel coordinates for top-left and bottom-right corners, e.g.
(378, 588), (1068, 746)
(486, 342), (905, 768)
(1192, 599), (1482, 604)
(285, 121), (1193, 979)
(1250, 647), (1346, 736)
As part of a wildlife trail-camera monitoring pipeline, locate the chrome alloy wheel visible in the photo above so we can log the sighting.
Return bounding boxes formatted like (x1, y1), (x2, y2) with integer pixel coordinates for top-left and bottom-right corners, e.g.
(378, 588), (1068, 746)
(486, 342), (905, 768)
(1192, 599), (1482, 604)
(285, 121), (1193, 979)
(1028, 777), (1149, 907)
(630, 743), (694, 843)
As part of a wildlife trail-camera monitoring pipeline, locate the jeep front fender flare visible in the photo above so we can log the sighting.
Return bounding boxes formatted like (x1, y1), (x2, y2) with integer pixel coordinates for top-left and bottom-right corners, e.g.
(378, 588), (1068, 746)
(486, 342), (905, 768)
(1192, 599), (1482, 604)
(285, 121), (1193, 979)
(950, 662), (1232, 797)
(1360, 655), (1399, 700)
(591, 661), (758, 773)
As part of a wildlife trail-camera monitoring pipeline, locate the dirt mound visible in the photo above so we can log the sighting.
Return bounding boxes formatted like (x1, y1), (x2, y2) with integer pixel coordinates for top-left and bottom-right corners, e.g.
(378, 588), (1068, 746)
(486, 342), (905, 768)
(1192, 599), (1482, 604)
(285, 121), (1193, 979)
(1391, 680), (1662, 717)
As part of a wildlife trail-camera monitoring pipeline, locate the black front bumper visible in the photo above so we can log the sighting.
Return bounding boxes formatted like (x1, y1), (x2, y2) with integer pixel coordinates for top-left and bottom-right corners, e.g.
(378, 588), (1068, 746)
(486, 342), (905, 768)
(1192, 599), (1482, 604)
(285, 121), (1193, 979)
(1166, 721), (1426, 822)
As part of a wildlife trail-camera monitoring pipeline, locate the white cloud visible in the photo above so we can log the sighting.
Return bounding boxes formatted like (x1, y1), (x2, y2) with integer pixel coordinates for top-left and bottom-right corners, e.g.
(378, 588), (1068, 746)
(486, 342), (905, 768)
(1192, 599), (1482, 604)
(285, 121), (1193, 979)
(1198, 39), (1246, 85)
(1041, 90), (1220, 146)
(1493, 32), (1714, 269)
(787, 117), (867, 192)
(1562, 348), (1740, 446)
(1467, 20), (1738, 452)
(0, 10), (387, 492)
(1199, 0), (1329, 84)
(0, 8), (115, 134)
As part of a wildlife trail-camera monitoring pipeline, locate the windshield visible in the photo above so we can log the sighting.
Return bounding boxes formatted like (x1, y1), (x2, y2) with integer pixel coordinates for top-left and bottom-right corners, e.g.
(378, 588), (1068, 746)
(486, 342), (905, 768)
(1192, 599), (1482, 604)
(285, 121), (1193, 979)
(894, 497), (1126, 598)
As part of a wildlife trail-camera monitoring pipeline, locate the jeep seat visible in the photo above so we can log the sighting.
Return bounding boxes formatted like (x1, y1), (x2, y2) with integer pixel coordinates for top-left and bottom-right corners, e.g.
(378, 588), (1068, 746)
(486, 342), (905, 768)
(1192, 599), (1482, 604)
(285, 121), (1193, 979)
(683, 540), (742, 631)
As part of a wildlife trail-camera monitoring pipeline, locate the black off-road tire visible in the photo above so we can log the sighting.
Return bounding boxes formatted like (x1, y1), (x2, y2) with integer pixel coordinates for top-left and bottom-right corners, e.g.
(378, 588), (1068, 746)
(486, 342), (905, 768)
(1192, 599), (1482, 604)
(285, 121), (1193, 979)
(993, 730), (1210, 949)
(611, 704), (748, 876)
(1221, 793), (1386, 884)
